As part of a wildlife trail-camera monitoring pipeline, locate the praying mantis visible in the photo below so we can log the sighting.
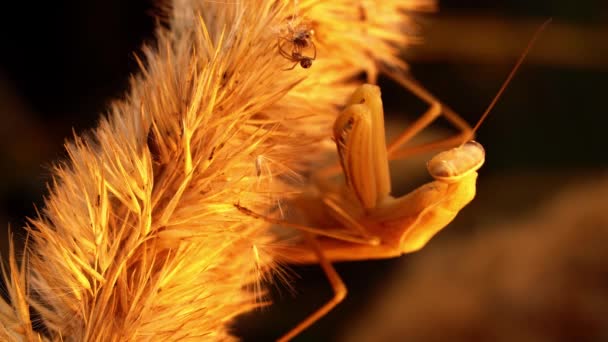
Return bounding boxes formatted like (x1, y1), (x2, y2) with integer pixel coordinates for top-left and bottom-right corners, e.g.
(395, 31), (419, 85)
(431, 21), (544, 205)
(236, 19), (550, 342)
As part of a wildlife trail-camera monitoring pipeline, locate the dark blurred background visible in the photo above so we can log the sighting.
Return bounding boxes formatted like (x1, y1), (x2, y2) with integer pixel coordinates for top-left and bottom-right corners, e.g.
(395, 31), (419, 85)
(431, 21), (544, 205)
(0, 1), (607, 341)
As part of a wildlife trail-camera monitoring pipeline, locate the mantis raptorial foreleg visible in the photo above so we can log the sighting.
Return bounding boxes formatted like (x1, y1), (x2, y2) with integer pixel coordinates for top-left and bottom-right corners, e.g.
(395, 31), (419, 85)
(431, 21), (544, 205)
(321, 83), (483, 257)
(239, 84), (485, 263)
(316, 68), (473, 180)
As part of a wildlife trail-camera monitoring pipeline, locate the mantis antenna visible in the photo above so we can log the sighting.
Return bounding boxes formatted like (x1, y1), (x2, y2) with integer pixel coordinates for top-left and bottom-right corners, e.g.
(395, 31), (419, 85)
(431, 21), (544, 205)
(466, 18), (553, 141)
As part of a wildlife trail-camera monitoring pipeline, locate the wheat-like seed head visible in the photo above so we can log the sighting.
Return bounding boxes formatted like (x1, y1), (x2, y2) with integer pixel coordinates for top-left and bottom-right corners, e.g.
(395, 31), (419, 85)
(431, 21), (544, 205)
(0, 0), (434, 340)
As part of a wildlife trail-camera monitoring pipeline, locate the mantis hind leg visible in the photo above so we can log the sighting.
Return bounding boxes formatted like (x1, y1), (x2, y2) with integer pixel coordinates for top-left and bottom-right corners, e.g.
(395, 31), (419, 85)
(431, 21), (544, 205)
(381, 66), (473, 161)
(277, 232), (347, 342)
(234, 203), (378, 246)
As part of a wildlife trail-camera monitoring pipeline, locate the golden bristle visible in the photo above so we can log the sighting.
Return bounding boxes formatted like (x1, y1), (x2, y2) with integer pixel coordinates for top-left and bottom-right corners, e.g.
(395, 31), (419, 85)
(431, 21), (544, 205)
(1, 1), (433, 340)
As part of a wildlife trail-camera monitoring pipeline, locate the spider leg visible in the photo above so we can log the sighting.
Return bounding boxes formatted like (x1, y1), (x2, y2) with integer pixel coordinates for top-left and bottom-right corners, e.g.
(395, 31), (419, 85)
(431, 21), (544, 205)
(283, 61), (300, 71)
(293, 43), (303, 56)
(278, 48), (293, 61)
(277, 38), (294, 60)
(310, 41), (317, 60)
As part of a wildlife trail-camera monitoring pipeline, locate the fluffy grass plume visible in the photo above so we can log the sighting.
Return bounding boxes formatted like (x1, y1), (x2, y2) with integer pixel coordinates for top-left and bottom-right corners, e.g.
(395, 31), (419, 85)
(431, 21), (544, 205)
(0, 0), (433, 340)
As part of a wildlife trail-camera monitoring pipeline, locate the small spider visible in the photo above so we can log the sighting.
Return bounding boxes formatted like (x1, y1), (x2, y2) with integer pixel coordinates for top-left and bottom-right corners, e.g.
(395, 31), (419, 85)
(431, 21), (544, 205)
(278, 22), (317, 70)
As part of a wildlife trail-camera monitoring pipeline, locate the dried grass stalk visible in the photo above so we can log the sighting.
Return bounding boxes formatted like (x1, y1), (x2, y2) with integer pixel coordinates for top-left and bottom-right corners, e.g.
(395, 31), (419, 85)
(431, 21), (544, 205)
(1, 0), (434, 340)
